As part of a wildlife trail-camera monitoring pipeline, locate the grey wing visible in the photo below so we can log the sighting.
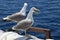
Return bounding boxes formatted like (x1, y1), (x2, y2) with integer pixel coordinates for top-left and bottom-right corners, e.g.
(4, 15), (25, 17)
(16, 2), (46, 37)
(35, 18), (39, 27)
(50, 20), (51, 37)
(8, 13), (25, 22)
(12, 21), (32, 30)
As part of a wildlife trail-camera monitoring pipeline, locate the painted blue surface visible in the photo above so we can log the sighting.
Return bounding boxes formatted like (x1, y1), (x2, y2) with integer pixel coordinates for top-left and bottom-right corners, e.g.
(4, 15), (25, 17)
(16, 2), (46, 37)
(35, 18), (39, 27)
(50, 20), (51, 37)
(0, 0), (60, 39)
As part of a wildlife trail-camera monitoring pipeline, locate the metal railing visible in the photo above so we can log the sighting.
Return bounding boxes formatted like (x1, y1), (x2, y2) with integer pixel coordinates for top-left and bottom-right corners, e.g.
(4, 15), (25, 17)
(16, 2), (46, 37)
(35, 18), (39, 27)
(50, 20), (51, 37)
(28, 27), (51, 39)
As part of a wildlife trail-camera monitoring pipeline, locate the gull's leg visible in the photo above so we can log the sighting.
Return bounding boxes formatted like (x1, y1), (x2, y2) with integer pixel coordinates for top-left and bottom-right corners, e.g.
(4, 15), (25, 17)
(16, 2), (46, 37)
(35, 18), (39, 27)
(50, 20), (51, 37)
(25, 29), (29, 38)
(25, 29), (27, 37)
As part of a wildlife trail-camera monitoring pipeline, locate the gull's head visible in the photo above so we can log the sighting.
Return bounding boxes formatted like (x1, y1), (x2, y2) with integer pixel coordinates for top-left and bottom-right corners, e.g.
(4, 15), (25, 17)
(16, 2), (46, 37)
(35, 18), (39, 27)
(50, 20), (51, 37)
(31, 7), (39, 13)
(24, 3), (28, 6)
(3, 17), (11, 22)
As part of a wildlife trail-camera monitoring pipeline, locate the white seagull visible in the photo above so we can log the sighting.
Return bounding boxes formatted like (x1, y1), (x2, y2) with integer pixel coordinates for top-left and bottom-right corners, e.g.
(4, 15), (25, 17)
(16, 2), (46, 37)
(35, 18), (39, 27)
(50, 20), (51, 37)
(12, 7), (39, 38)
(3, 3), (28, 22)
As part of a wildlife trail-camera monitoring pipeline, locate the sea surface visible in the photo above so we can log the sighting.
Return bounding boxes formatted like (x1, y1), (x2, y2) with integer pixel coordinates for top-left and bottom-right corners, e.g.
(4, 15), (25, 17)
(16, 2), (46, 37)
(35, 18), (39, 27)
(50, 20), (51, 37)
(0, 0), (60, 40)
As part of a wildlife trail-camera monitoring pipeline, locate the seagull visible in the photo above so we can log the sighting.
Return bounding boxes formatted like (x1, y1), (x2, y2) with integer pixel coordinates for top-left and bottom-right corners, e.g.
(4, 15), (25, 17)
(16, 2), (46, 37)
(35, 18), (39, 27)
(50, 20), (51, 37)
(12, 7), (39, 38)
(3, 3), (28, 22)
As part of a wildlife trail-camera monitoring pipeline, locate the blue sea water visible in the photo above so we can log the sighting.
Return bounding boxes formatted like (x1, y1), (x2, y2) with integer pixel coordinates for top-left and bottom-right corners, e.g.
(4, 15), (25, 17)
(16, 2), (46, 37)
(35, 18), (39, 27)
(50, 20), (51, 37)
(0, 0), (60, 40)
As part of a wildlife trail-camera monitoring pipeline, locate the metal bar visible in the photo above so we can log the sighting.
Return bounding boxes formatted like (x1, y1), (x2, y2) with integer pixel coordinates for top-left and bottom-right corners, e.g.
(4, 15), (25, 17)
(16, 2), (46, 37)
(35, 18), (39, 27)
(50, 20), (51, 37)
(28, 27), (51, 39)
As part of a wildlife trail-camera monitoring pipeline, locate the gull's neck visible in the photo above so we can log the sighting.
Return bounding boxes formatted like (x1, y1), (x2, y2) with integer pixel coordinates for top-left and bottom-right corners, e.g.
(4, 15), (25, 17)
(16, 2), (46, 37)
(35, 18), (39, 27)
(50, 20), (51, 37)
(26, 8), (33, 20)
(19, 4), (27, 15)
